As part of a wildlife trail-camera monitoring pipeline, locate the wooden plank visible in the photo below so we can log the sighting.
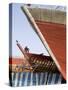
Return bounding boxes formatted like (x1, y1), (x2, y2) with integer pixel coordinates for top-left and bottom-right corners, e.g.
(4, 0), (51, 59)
(21, 6), (66, 80)
(28, 8), (66, 24)
(36, 20), (66, 80)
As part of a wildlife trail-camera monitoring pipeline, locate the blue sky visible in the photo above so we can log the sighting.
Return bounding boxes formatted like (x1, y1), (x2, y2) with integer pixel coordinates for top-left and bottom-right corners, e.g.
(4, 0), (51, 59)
(11, 3), (65, 57)
(11, 3), (49, 57)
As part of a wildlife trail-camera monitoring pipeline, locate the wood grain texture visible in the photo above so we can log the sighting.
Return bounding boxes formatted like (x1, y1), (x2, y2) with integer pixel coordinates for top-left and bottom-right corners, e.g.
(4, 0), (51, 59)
(28, 8), (66, 24)
(36, 20), (66, 80)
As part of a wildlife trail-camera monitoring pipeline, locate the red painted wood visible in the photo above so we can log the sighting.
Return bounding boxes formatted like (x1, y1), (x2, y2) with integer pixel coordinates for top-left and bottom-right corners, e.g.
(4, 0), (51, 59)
(36, 20), (66, 80)
(9, 57), (25, 65)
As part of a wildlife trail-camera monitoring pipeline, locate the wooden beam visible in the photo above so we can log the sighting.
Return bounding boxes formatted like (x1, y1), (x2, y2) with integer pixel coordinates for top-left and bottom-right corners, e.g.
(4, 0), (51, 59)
(21, 6), (66, 80)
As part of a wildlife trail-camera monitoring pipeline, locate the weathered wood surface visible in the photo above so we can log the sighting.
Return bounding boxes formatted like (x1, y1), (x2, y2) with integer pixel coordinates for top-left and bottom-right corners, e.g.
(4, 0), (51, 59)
(28, 8), (66, 24)
(36, 20), (66, 80)
(21, 6), (66, 80)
